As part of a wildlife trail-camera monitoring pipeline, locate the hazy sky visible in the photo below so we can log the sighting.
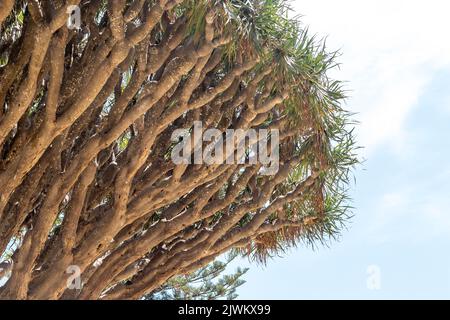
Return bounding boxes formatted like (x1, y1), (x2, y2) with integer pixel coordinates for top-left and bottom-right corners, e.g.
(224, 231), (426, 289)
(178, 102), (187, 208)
(231, 0), (450, 299)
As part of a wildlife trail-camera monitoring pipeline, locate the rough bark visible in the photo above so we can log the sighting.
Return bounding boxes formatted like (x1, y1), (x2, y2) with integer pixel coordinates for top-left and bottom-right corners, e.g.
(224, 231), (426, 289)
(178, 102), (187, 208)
(0, 0), (355, 299)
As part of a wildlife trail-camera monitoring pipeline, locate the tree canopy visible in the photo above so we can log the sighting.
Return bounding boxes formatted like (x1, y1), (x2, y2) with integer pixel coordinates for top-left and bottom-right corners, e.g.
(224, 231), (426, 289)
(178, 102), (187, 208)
(145, 251), (248, 300)
(0, 0), (357, 299)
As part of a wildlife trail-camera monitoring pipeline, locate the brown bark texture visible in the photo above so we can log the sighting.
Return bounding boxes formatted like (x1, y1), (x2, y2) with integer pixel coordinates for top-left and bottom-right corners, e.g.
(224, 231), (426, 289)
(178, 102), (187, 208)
(0, 0), (357, 299)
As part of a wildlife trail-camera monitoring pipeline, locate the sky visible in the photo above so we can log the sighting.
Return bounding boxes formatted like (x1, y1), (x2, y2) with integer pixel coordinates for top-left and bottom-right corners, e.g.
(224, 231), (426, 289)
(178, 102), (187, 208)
(230, 0), (450, 299)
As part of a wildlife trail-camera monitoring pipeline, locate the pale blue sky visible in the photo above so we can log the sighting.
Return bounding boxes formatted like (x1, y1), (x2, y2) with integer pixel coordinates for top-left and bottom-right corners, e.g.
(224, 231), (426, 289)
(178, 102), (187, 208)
(230, 0), (450, 299)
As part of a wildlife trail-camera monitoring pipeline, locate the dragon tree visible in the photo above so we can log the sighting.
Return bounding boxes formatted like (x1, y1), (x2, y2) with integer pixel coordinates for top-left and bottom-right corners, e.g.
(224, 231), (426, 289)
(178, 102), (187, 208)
(0, 0), (357, 299)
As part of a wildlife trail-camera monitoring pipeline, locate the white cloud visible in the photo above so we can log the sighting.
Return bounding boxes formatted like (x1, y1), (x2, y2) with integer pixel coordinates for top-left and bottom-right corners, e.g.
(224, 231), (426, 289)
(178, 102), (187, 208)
(364, 191), (409, 243)
(421, 202), (450, 234)
(292, 0), (450, 155)
(364, 186), (450, 244)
